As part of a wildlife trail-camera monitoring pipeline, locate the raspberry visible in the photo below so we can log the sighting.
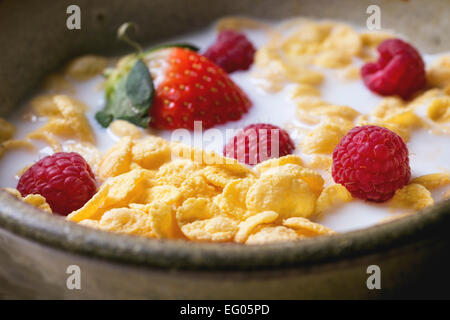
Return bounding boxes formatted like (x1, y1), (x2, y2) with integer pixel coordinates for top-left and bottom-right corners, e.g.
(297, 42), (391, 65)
(204, 30), (256, 73)
(224, 123), (295, 165)
(332, 125), (410, 202)
(17, 152), (97, 215)
(361, 38), (426, 99)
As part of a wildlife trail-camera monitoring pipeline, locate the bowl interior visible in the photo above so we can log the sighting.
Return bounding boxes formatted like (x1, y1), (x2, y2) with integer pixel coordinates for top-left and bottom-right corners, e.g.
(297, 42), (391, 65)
(0, 0), (449, 270)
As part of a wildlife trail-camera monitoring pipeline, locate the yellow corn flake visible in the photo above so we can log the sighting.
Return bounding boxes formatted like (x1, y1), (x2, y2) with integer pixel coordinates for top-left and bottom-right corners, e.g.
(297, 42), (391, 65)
(427, 55), (450, 88)
(360, 32), (395, 47)
(171, 142), (235, 166)
(372, 97), (422, 129)
(140, 184), (182, 207)
(155, 159), (202, 187)
(385, 110), (422, 129)
(246, 225), (302, 245)
(427, 97), (450, 123)
(246, 164), (318, 219)
(129, 201), (178, 238)
(131, 136), (171, 170)
(296, 97), (359, 125)
(254, 155), (304, 174)
(26, 131), (61, 152)
(235, 211), (279, 243)
(305, 155), (332, 170)
(284, 67), (324, 86)
(372, 97), (406, 118)
(282, 22), (360, 69)
(176, 197), (218, 227)
(200, 163), (255, 188)
(23, 194), (53, 213)
(109, 120), (142, 139)
(0, 139), (35, 159)
(64, 55), (108, 81)
(4, 188), (52, 213)
(214, 178), (255, 220)
(42, 74), (75, 93)
(411, 173), (450, 190)
(180, 216), (238, 242)
(29, 95), (94, 145)
(408, 88), (441, 108)
(289, 83), (321, 98)
(283, 217), (335, 237)
(390, 183), (434, 211)
(179, 173), (220, 200)
(0, 118), (16, 142)
(252, 55), (286, 92)
(291, 165), (324, 196)
(315, 50), (352, 68)
(321, 25), (362, 57)
(316, 184), (352, 215)
(98, 137), (133, 180)
(301, 120), (352, 155)
(67, 169), (153, 222)
(84, 207), (155, 238)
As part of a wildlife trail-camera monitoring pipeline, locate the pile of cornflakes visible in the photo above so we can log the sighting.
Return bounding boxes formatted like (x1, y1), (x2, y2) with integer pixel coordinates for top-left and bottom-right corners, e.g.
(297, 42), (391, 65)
(67, 134), (336, 244)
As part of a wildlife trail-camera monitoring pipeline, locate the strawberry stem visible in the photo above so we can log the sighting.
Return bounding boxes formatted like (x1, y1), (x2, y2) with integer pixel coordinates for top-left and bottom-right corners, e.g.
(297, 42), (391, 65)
(117, 22), (143, 55)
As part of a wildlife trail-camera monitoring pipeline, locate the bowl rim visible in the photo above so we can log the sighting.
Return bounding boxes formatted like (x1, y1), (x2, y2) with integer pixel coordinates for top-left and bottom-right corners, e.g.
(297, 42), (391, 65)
(1, 190), (449, 271)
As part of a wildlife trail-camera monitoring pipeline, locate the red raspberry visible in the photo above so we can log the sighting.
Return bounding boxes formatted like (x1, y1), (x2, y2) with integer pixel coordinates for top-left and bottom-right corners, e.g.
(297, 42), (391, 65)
(361, 38), (426, 99)
(17, 152), (97, 216)
(204, 30), (256, 73)
(332, 125), (411, 202)
(224, 123), (295, 165)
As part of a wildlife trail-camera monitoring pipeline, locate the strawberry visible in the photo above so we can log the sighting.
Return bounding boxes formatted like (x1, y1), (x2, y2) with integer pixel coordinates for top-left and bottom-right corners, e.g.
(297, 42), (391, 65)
(147, 47), (252, 130)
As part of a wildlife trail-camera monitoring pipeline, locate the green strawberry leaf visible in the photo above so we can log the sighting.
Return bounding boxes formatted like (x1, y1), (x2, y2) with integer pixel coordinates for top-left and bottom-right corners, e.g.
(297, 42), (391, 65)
(96, 58), (153, 128)
(96, 42), (197, 129)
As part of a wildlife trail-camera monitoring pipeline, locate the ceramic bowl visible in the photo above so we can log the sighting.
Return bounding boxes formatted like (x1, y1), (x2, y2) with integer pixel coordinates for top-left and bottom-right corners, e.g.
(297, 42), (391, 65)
(0, 0), (449, 299)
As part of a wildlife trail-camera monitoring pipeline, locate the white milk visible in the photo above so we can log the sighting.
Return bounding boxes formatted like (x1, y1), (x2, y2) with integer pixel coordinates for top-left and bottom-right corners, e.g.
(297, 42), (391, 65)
(1, 20), (449, 232)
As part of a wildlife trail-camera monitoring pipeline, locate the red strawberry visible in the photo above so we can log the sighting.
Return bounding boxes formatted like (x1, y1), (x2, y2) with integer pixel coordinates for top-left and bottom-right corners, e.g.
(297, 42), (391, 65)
(148, 48), (252, 130)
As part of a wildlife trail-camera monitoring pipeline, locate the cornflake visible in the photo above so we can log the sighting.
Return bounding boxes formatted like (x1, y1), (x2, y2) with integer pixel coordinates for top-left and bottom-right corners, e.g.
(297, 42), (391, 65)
(4, 188), (52, 213)
(283, 217), (335, 237)
(411, 173), (450, 190)
(235, 211), (279, 243)
(426, 55), (450, 88)
(64, 55), (108, 81)
(246, 226), (301, 245)
(301, 120), (353, 154)
(427, 97), (450, 123)
(28, 95), (94, 148)
(390, 183), (434, 211)
(316, 184), (353, 216)
(246, 164), (319, 219)
(109, 120), (142, 139)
